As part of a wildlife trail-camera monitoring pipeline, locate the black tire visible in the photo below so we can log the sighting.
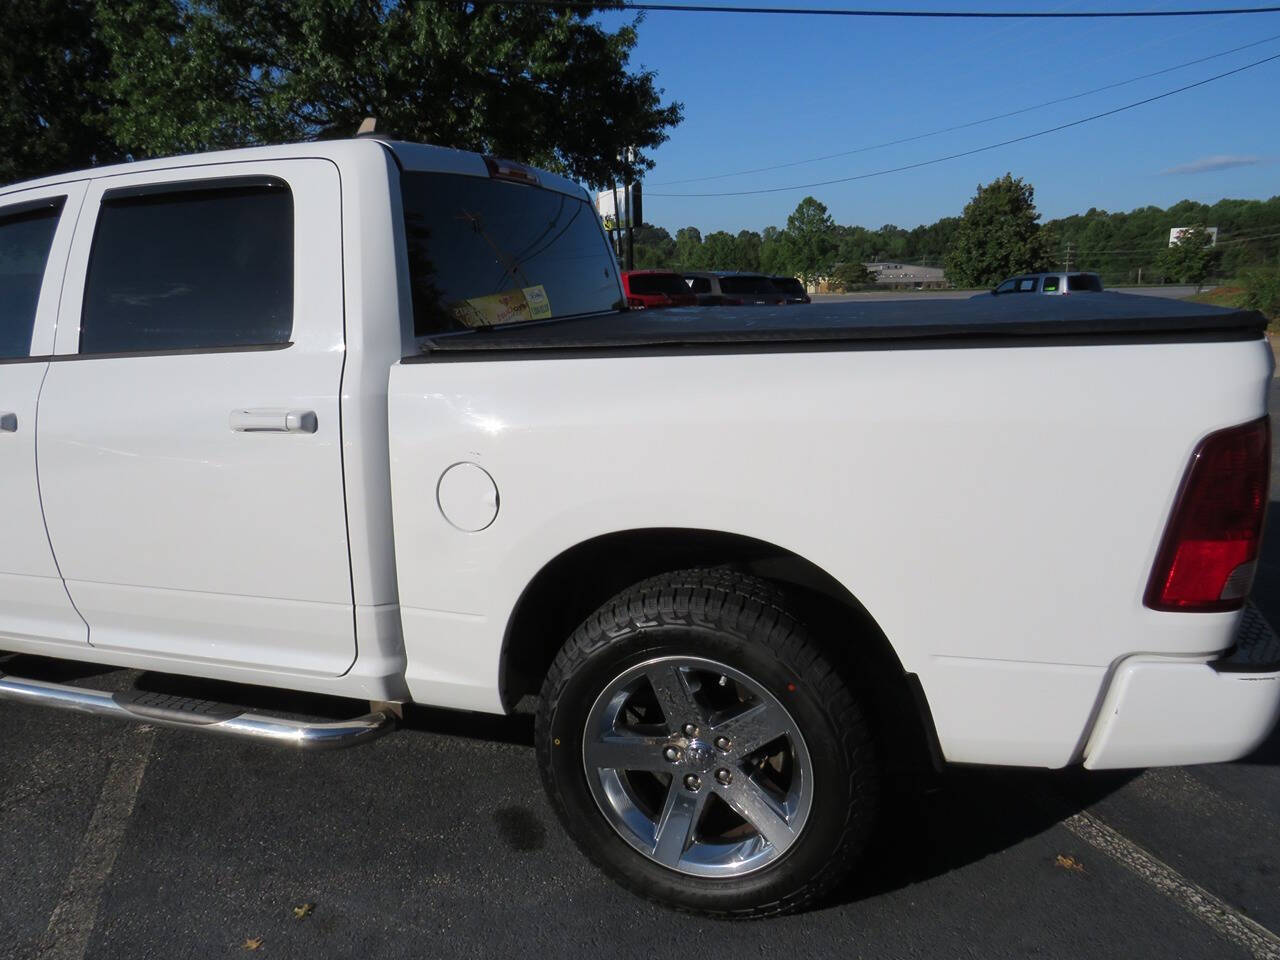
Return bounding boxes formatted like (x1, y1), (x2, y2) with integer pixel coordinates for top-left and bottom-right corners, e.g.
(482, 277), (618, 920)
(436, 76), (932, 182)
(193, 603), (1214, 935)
(535, 568), (880, 917)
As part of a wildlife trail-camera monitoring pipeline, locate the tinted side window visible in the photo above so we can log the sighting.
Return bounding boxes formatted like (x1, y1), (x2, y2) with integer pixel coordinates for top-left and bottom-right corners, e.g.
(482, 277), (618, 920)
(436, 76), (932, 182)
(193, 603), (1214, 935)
(688, 277), (711, 294)
(81, 182), (292, 354)
(1042, 276), (1060, 292)
(719, 275), (775, 295)
(1067, 274), (1103, 292)
(0, 199), (64, 359)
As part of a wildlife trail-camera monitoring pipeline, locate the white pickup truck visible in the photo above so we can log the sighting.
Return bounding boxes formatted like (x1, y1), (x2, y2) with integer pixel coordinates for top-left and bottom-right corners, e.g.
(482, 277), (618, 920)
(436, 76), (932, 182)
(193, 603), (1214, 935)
(2, 138), (1278, 917)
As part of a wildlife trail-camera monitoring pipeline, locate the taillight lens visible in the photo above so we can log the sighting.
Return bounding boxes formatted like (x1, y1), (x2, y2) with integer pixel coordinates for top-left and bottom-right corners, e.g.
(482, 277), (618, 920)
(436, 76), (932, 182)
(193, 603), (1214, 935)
(1145, 416), (1270, 612)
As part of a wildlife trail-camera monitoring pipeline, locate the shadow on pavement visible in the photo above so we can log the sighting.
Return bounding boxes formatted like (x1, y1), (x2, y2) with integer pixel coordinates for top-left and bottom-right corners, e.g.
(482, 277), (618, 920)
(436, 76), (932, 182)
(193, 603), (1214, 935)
(825, 764), (1138, 908)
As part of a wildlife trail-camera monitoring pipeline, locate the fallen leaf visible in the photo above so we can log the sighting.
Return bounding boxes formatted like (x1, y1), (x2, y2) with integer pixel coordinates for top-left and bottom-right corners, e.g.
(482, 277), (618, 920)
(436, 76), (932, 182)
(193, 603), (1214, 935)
(293, 903), (315, 920)
(242, 937), (264, 950)
(1055, 854), (1085, 872)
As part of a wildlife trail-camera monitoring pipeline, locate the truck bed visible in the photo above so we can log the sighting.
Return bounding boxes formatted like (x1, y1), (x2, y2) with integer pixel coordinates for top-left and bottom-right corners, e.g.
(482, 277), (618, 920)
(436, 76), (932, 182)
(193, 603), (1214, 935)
(412, 293), (1264, 360)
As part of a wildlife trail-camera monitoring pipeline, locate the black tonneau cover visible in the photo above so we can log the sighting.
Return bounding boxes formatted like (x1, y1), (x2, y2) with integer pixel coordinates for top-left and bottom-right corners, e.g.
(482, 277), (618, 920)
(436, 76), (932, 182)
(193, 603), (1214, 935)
(411, 293), (1265, 361)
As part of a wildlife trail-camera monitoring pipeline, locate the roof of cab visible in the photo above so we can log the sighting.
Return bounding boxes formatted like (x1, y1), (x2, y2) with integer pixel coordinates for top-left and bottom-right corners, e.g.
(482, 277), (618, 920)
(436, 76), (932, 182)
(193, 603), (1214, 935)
(0, 138), (590, 203)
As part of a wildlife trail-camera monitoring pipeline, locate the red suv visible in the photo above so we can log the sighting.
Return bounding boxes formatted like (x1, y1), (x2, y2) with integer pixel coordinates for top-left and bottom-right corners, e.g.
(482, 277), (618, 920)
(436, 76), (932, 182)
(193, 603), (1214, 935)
(621, 270), (697, 309)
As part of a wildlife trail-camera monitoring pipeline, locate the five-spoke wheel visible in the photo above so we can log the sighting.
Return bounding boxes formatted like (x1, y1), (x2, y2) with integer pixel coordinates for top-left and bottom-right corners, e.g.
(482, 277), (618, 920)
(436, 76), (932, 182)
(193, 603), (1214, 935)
(583, 656), (812, 877)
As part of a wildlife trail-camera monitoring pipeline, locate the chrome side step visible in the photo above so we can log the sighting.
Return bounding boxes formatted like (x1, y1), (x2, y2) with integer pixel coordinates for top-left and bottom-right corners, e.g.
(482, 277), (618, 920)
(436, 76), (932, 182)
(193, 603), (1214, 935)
(0, 671), (396, 749)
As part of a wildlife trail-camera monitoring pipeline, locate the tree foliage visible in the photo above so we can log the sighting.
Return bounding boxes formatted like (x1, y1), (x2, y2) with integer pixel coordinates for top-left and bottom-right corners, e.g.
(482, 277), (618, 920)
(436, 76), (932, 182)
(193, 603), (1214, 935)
(1154, 225), (1218, 289)
(1, 0), (683, 187)
(779, 196), (837, 288)
(944, 174), (1050, 288)
(637, 184), (1280, 290)
(829, 262), (875, 292)
(0, 0), (121, 184)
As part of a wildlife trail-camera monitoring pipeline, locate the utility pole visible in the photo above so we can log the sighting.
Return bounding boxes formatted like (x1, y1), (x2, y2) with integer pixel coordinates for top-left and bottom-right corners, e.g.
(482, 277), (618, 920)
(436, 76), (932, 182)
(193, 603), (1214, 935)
(624, 177), (635, 271)
(1063, 242), (1072, 273)
(610, 182), (622, 263)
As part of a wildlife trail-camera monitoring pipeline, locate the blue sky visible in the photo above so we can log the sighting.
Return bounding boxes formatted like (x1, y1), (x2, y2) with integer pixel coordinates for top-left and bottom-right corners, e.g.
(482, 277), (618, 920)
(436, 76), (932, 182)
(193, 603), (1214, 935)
(593, 1), (1280, 234)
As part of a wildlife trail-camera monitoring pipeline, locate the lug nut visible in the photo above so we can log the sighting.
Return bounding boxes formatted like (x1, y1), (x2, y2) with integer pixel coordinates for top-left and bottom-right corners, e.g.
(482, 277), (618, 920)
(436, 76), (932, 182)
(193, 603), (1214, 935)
(683, 774), (702, 792)
(715, 768), (732, 786)
(714, 736), (731, 752)
(682, 723), (699, 738)
(663, 746), (682, 763)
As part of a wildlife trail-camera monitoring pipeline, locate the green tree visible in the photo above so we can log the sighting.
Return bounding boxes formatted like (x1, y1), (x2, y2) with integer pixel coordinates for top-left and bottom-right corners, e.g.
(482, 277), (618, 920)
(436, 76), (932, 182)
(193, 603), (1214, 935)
(674, 226), (705, 269)
(701, 230), (738, 270)
(3, 0), (683, 188)
(733, 230), (763, 272)
(944, 174), (1050, 288)
(780, 196), (837, 289)
(0, 0), (121, 184)
(1155, 225), (1219, 291)
(830, 262), (875, 293)
(632, 223), (676, 269)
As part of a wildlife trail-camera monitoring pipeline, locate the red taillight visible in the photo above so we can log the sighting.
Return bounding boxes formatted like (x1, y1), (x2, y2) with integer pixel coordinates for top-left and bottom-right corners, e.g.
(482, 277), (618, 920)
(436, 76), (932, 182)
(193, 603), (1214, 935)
(1145, 416), (1270, 612)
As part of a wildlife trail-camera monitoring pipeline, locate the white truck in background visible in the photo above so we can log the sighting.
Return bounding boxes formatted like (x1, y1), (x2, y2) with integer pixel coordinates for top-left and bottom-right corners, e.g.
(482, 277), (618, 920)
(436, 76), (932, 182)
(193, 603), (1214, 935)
(1, 138), (1277, 916)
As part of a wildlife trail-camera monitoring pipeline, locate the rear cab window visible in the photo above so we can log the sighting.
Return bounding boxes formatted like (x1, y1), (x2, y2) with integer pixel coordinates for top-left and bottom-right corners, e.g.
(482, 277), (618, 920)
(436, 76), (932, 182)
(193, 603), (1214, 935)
(0, 198), (65, 358)
(401, 172), (621, 337)
(80, 179), (293, 354)
(1041, 276), (1060, 292)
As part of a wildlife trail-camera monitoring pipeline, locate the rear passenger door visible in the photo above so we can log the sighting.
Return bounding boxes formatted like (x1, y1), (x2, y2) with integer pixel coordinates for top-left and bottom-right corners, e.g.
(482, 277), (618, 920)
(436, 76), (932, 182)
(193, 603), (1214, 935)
(0, 185), (88, 647)
(36, 162), (356, 676)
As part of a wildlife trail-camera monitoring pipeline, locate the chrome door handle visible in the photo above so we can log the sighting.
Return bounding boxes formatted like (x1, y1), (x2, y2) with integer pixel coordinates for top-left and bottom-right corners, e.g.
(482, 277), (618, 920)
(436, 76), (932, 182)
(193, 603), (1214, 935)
(0, 412), (15, 433)
(229, 409), (317, 434)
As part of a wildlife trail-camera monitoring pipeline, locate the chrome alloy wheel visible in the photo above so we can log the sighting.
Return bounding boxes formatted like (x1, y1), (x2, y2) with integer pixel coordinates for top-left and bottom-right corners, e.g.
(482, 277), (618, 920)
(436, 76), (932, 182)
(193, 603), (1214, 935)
(582, 656), (813, 878)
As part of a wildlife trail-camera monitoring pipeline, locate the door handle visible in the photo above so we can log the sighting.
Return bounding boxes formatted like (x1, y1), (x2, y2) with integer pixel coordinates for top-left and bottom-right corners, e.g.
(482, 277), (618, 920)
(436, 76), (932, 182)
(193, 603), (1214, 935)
(229, 409), (317, 434)
(0, 412), (15, 433)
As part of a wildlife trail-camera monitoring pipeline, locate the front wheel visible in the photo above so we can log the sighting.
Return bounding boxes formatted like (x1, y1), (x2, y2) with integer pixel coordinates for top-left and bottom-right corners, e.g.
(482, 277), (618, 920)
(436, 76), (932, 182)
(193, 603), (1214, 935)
(535, 569), (880, 917)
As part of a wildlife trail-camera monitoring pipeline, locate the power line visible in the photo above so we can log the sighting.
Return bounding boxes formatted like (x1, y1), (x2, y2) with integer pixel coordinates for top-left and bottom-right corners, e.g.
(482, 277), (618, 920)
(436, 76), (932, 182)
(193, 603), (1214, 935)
(646, 51), (1280, 198)
(500, 1), (1280, 18)
(651, 33), (1280, 185)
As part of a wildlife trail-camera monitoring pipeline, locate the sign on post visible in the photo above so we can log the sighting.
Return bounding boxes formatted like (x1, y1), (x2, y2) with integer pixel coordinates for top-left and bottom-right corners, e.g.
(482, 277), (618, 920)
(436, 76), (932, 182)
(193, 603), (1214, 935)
(596, 184), (643, 231)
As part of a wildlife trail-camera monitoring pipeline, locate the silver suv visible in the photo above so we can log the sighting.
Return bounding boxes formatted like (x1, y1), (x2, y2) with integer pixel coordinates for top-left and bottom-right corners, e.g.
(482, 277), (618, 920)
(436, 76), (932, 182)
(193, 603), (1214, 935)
(989, 272), (1103, 296)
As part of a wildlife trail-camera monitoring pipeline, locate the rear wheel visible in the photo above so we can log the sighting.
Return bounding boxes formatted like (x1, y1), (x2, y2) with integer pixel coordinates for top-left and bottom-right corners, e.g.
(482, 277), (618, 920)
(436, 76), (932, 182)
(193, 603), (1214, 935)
(535, 568), (880, 917)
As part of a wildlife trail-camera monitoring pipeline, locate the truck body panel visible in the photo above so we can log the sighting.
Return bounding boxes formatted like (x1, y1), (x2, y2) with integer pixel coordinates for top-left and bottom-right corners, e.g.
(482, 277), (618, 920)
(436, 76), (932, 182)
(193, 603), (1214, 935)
(1, 138), (1276, 777)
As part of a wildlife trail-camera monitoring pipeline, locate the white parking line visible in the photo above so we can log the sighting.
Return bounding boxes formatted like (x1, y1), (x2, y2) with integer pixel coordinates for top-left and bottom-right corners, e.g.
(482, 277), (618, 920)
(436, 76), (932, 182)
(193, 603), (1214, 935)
(36, 725), (156, 960)
(1063, 808), (1280, 960)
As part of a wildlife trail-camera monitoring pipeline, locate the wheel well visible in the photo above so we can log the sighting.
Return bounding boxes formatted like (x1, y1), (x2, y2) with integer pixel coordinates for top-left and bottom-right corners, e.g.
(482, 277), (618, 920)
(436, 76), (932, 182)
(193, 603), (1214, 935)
(500, 528), (942, 775)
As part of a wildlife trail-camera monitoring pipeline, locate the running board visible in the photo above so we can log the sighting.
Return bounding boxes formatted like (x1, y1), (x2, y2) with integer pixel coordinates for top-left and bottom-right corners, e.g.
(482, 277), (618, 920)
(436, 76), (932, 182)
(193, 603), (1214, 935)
(0, 670), (395, 749)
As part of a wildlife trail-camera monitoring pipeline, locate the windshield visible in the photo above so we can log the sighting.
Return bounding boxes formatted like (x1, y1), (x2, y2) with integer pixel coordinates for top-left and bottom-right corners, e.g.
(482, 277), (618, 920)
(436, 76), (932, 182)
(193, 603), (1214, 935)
(629, 273), (690, 296)
(401, 172), (621, 336)
(719, 275), (777, 295)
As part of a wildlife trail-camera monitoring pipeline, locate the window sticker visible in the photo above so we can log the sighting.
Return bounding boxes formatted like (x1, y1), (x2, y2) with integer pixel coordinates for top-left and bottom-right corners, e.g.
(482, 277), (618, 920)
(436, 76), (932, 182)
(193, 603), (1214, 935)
(451, 289), (534, 328)
(523, 284), (552, 320)
(450, 284), (554, 328)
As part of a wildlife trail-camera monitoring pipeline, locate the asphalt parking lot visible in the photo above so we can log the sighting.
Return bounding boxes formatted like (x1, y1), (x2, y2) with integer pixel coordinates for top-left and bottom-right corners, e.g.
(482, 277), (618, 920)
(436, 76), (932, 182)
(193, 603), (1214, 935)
(2, 384), (1278, 960)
